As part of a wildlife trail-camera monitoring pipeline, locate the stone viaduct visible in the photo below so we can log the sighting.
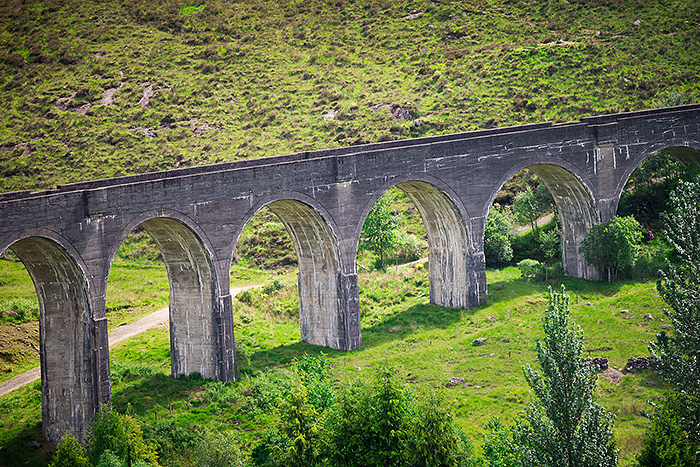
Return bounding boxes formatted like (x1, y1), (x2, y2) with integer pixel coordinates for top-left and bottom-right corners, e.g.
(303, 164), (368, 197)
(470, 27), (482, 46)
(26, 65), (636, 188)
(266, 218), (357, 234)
(1, 104), (700, 443)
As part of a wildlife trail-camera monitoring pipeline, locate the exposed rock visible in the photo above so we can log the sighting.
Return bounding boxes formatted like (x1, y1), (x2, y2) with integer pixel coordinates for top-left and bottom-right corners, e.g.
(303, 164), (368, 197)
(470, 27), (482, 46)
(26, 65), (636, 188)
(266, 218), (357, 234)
(660, 324), (673, 329)
(191, 119), (219, 138)
(369, 103), (414, 121)
(353, 366), (361, 371)
(625, 356), (661, 371)
(55, 92), (78, 111)
(620, 309), (629, 313)
(403, 12), (425, 20)
(101, 84), (123, 106)
(447, 377), (465, 386)
(74, 103), (91, 115)
(321, 109), (339, 120)
(585, 302), (592, 306)
(644, 313), (653, 320)
(583, 357), (609, 371)
(472, 337), (486, 346)
(634, 19), (642, 27)
(600, 368), (624, 384)
(131, 127), (157, 139)
(139, 83), (154, 107)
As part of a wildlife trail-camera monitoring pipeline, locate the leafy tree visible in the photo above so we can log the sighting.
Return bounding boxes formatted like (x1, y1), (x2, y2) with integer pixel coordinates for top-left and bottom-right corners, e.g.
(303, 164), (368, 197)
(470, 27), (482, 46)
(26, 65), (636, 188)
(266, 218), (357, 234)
(360, 194), (399, 269)
(86, 406), (159, 467)
(482, 418), (519, 467)
(191, 430), (244, 467)
(326, 371), (413, 467)
(49, 433), (91, 467)
(652, 178), (700, 447)
(513, 187), (541, 240)
(484, 207), (514, 264)
(637, 393), (697, 467)
(580, 215), (642, 281)
(509, 286), (618, 467)
(405, 393), (470, 467)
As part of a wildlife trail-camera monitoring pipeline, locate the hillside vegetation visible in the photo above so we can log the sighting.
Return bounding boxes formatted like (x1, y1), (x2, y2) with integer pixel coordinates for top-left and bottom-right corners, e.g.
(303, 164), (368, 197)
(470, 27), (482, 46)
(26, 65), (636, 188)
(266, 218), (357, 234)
(1, 0), (699, 192)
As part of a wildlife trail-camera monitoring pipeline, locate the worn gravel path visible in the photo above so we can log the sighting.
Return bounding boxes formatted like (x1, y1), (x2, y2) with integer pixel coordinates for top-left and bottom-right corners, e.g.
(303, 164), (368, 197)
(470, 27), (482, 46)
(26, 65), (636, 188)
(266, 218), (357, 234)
(0, 284), (258, 397)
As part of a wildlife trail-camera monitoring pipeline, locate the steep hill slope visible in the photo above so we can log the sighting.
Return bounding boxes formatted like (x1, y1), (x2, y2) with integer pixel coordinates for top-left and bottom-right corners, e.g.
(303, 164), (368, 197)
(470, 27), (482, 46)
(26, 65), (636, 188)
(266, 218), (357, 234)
(0, 0), (699, 192)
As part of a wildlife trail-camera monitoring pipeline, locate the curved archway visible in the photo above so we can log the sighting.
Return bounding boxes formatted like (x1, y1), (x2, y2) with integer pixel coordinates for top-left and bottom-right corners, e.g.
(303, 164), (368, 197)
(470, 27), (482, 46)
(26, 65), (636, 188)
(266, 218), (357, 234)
(614, 144), (700, 215)
(6, 236), (98, 444)
(357, 179), (477, 309)
(487, 163), (599, 280)
(235, 197), (353, 349)
(109, 216), (232, 381)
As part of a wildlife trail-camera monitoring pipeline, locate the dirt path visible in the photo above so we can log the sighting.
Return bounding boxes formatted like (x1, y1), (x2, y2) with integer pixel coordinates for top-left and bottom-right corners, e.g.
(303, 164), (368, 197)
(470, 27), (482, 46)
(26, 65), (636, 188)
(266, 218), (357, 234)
(0, 284), (258, 397)
(514, 213), (554, 234)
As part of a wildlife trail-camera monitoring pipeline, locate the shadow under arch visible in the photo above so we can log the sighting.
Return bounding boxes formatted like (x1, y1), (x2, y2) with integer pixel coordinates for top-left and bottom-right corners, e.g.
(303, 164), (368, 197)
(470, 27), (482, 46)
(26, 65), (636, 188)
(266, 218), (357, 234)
(4, 235), (100, 444)
(236, 197), (357, 350)
(109, 215), (234, 382)
(488, 163), (599, 280)
(358, 178), (478, 309)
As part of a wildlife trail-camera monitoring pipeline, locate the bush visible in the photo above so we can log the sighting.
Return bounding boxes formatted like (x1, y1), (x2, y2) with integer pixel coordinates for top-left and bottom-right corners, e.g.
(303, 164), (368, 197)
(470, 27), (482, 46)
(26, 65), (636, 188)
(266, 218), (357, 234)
(580, 215), (643, 281)
(484, 208), (514, 265)
(49, 433), (91, 467)
(191, 430), (244, 467)
(85, 406), (159, 467)
(637, 393), (698, 467)
(517, 259), (542, 279)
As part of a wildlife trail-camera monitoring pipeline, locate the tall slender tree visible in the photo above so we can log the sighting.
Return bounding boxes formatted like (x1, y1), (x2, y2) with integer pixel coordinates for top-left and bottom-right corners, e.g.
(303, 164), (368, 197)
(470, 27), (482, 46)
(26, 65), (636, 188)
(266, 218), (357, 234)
(511, 286), (618, 467)
(652, 178), (700, 445)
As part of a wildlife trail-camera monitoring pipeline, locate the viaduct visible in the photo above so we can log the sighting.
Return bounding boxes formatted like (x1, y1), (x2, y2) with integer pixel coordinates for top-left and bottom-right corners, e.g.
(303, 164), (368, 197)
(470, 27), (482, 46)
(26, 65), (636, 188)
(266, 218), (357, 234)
(1, 104), (700, 443)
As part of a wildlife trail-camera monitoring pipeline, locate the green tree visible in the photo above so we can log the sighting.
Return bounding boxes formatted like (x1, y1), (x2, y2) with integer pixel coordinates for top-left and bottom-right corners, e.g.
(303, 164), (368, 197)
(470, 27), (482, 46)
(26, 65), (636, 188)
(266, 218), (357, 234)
(513, 187), (541, 240)
(326, 371), (412, 467)
(86, 407), (159, 467)
(637, 393), (697, 467)
(484, 207), (514, 264)
(580, 215), (642, 281)
(360, 194), (399, 269)
(49, 433), (91, 467)
(405, 393), (470, 467)
(509, 286), (617, 467)
(652, 178), (700, 447)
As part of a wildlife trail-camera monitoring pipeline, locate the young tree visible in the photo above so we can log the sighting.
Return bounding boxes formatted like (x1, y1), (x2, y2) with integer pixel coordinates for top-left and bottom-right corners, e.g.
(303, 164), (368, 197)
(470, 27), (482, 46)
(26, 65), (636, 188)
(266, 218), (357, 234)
(360, 194), (399, 269)
(510, 286), (618, 467)
(484, 207), (514, 265)
(652, 178), (700, 448)
(580, 215), (642, 281)
(50, 433), (91, 467)
(86, 406), (159, 467)
(513, 187), (541, 240)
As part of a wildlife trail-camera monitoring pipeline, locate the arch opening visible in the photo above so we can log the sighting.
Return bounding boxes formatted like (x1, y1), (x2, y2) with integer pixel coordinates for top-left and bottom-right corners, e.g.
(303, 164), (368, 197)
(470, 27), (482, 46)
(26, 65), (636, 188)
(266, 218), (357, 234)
(487, 165), (598, 280)
(107, 218), (228, 381)
(357, 181), (475, 309)
(7, 237), (96, 444)
(234, 200), (350, 350)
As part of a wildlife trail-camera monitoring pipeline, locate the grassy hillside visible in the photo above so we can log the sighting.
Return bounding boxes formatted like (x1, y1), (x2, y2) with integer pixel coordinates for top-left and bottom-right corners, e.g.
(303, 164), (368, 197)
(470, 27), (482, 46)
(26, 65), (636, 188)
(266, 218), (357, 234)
(1, 0), (699, 192)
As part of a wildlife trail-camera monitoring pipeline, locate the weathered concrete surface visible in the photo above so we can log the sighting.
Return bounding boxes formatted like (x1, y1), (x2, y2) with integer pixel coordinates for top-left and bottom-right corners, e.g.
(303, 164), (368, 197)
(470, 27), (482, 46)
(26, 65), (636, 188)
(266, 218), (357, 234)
(1, 104), (700, 443)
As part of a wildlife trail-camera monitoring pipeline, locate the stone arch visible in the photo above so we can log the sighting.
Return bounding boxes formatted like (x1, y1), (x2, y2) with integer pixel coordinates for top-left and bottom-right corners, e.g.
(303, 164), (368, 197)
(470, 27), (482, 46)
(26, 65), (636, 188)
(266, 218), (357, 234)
(109, 213), (233, 381)
(4, 233), (102, 444)
(613, 143), (700, 216)
(357, 176), (478, 308)
(236, 195), (357, 349)
(488, 162), (599, 279)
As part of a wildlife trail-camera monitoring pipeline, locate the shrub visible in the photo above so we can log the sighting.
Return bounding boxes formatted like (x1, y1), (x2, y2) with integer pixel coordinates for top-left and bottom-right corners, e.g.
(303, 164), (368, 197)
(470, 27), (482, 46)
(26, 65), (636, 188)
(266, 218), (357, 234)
(637, 393), (697, 467)
(85, 406), (159, 467)
(516, 259), (542, 278)
(580, 215), (642, 281)
(485, 207), (514, 265)
(49, 433), (90, 467)
(191, 430), (244, 467)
